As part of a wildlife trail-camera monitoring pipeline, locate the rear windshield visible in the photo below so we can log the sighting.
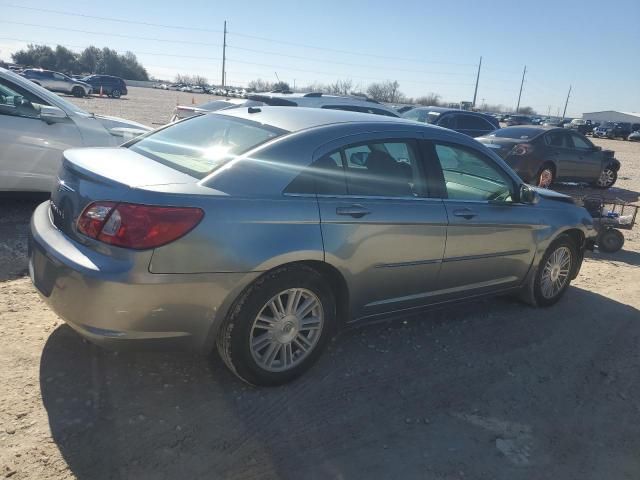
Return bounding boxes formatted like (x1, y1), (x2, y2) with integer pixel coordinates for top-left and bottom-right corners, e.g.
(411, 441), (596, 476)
(486, 127), (542, 140)
(129, 114), (288, 179)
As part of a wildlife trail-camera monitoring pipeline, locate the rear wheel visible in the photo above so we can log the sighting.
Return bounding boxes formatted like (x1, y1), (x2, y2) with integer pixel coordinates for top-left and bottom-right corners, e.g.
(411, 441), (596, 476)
(593, 166), (617, 188)
(597, 229), (624, 253)
(72, 86), (84, 97)
(535, 164), (555, 188)
(216, 266), (336, 386)
(111, 89), (121, 99)
(533, 235), (577, 307)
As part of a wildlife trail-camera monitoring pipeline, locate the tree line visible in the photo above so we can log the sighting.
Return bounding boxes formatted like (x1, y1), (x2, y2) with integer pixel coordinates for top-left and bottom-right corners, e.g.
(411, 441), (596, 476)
(11, 44), (149, 81)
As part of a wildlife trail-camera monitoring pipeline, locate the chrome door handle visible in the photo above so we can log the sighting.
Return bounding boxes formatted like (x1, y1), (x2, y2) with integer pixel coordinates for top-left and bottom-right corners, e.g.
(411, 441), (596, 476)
(452, 208), (477, 219)
(336, 205), (371, 218)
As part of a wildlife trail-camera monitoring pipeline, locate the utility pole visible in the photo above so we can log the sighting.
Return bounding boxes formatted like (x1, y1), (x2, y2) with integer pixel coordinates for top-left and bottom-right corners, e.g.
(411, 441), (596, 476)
(515, 65), (526, 113)
(547, 105), (551, 117)
(562, 85), (572, 119)
(472, 56), (482, 108)
(221, 20), (227, 87)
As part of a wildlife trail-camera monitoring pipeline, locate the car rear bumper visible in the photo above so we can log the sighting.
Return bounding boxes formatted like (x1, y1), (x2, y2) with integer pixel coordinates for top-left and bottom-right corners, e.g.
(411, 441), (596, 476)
(29, 201), (258, 352)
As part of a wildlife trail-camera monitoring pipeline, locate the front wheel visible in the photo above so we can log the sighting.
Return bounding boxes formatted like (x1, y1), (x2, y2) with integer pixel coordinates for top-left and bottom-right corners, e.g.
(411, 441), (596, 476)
(216, 266), (336, 386)
(533, 235), (577, 307)
(72, 86), (84, 97)
(593, 166), (617, 189)
(110, 89), (121, 98)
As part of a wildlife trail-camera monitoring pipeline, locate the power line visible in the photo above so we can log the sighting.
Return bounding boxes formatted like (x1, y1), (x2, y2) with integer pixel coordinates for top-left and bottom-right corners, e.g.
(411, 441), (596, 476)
(0, 21), (224, 47)
(0, 35), (475, 88)
(0, 3), (224, 33)
(0, 3), (477, 67)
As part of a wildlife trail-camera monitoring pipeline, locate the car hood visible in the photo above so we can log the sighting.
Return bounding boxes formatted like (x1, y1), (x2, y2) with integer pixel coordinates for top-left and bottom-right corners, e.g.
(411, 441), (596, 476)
(93, 114), (151, 141)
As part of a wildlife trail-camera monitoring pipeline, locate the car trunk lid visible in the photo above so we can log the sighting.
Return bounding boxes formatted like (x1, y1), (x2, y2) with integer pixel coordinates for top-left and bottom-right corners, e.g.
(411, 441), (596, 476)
(49, 147), (209, 243)
(476, 137), (523, 159)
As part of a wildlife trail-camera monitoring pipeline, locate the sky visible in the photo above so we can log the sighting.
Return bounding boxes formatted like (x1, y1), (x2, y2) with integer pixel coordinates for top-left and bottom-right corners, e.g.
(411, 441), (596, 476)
(0, 0), (638, 116)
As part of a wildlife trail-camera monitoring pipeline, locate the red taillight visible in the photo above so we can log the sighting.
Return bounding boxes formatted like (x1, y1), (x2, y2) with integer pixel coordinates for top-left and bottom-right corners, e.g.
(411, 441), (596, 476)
(77, 202), (204, 249)
(510, 143), (533, 156)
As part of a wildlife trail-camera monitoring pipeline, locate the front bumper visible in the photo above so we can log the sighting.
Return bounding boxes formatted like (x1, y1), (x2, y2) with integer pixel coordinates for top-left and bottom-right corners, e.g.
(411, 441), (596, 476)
(29, 201), (258, 352)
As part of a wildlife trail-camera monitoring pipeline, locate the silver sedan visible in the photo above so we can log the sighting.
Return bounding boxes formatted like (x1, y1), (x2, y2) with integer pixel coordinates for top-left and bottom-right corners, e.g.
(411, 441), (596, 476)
(29, 107), (596, 385)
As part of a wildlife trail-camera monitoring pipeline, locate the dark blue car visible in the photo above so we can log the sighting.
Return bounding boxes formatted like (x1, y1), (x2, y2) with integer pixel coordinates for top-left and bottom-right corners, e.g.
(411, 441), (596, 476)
(402, 106), (499, 137)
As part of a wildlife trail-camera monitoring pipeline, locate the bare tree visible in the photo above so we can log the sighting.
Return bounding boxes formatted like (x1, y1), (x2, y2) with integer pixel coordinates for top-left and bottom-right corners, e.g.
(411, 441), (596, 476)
(327, 79), (353, 96)
(518, 106), (536, 115)
(415, 93), (442, 106)
(174, 74), (208, 86)
(366, 80), (404, 102)
(248, 78), (273, 92)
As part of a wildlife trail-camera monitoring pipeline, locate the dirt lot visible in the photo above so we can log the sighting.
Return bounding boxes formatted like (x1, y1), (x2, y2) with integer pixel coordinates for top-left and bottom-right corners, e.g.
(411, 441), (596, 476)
(67, 86), (224, 126)
(1, 92), (640, 479)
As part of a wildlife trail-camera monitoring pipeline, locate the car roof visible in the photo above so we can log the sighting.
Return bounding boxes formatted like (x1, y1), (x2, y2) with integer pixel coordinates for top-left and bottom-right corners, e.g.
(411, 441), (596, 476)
(215, 105), (414, 132)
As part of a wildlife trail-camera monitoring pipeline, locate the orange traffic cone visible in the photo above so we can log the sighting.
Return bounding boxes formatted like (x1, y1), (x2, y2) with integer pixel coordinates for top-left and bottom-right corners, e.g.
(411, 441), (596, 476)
(99, 85), (103, 97)
(191, 96), (195, 105)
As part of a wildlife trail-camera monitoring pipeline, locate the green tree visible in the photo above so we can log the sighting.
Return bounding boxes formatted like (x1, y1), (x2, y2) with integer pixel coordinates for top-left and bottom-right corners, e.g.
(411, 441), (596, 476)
(79, 46), (101, 74)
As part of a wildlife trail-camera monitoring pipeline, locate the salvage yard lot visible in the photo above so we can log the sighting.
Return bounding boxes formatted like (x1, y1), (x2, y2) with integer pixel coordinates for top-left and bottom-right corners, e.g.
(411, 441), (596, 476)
(1, 89), (640, 479)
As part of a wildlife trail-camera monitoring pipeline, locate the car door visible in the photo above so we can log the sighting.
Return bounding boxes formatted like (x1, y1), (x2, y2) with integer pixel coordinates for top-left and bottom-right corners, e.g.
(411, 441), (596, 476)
(564, 133), (603, 181)
(0, 76), (83, 192)
(294, 134), (448, 320)
(51, 72), (69, 93)
(430, 142), (537, 297)
(542, 130), (578, 180)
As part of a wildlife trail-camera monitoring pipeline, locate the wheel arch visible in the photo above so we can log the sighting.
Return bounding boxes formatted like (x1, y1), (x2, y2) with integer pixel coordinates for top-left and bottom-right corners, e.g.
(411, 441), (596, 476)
(201, 259), (350, 354)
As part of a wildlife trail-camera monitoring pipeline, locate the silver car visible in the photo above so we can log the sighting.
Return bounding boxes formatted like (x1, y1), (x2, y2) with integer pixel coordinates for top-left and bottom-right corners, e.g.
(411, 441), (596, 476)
(22, 69), (92, 97)
(29, 107), (596, 385)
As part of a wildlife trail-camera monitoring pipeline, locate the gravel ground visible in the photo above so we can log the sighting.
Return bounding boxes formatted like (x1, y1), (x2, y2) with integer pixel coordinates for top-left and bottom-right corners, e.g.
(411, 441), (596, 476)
(67, 86), (224, 126)
(1, 92), (640, 480)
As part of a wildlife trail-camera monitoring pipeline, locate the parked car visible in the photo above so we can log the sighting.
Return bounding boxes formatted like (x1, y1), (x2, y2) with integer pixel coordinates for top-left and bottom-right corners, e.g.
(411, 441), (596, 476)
(401, 106), (499, 137)
(169, 98), (253, 122)
(21, 69), (92, 97)
(29, 106), (596, 385)
(593, 122), (640, 140)
(564, 119), (596, 135)
(191, 86), (205, 94)
(81, 75), (128, 98)
(248, 92), (400, 117)
(628, 130), (640, 141)
(476, 126), (620, 189)
(0, 67), (150, 192)
(506, 115), (532, 126)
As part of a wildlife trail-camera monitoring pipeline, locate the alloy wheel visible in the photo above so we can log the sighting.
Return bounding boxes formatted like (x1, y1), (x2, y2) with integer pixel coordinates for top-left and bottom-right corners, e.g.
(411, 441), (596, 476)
(538, 168), (553, 188)
(249, 288), (324, 372)
(596, 168), (616, 187)
(540, 246), (572, 299)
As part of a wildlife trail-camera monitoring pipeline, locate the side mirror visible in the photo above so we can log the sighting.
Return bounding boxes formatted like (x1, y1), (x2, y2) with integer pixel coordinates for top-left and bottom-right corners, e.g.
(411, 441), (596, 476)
(39, 105), (68, 124)
(519, 184), (540, 205)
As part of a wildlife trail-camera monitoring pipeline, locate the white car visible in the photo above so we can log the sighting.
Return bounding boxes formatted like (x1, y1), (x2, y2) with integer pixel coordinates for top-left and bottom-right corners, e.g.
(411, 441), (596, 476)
(0, 67), (151, 192)
(191, 86), (205, 94)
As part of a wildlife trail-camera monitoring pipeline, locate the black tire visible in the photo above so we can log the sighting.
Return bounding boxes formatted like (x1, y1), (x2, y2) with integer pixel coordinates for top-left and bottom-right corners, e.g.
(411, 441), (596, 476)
(592, 165), (617, 189)
(535, 163), (555, 189)
(597, 229), (624, 253)
(533, 235), (578, 307)
(216, 265), (337, 386)
(111, 89), (121, 99)
(72, 86), (84, 97)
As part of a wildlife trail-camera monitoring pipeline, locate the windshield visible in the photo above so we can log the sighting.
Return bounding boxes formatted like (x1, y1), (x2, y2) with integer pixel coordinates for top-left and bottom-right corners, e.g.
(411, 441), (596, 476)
(486, 127), (541, 139)
(129, 113), (288, 179)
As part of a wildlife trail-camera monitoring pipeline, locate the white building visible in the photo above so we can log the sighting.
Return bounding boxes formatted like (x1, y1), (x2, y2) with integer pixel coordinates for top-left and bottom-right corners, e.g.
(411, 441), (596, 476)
(582, 110), (640, 124)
